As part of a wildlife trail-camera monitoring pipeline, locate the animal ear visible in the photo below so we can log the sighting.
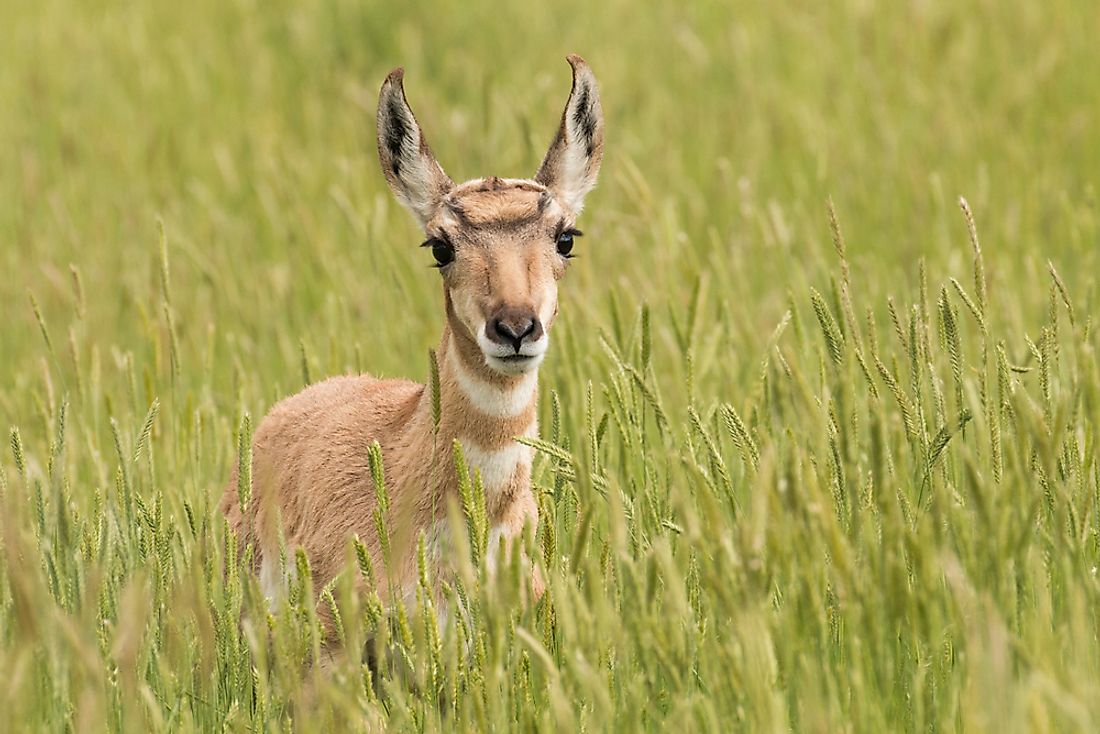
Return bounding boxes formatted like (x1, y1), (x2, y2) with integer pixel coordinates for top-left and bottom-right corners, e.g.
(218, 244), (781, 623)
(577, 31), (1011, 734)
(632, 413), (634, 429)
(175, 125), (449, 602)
(535, 55), (605, 214)
(377, 68), (454, 228)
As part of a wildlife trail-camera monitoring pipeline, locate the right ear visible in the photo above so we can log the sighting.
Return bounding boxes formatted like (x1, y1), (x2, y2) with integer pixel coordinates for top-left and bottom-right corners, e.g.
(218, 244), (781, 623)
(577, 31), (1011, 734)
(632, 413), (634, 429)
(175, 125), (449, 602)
(534, 55), (605, 214)
(377, 68), (454, 228)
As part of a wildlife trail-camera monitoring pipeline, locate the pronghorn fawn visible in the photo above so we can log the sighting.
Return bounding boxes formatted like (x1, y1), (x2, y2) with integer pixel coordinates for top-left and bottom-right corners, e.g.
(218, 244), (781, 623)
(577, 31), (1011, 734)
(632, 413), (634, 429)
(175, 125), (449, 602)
(221, 55), (604, 631)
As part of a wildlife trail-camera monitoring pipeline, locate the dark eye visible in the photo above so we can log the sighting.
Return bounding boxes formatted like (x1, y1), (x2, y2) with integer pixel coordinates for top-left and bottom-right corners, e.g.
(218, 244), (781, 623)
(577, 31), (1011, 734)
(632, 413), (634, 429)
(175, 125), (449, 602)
(426, 238), (454, 267)
(557, 228), (581, 257)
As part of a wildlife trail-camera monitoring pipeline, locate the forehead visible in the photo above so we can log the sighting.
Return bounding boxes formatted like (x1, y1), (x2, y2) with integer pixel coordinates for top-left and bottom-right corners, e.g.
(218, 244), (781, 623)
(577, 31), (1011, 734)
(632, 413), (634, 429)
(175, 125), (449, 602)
(439, 177), (563, 230)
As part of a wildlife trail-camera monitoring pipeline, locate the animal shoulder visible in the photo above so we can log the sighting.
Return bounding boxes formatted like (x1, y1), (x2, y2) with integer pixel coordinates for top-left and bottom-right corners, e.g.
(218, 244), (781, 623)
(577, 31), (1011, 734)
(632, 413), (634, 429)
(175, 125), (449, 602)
(255, 375), (424, 446)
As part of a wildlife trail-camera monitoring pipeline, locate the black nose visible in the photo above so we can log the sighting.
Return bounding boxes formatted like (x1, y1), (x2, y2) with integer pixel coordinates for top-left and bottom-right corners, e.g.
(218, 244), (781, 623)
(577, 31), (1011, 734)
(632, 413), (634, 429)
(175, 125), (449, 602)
(490, 308), (543, 352)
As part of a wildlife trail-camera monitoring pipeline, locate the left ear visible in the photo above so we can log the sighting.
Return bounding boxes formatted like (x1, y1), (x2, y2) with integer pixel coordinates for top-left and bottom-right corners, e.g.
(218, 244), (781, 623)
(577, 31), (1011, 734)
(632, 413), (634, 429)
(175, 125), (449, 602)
(535, 55), (605, 214)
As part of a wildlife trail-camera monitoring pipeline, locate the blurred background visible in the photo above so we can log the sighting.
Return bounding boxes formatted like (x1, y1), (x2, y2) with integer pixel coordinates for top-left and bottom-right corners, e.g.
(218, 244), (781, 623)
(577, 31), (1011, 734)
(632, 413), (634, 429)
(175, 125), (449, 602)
(3, 0), (1097, 422)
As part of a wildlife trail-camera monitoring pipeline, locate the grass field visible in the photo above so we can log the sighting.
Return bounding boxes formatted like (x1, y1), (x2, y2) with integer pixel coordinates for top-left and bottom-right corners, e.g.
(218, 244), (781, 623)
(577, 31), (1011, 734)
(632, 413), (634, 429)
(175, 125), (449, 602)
(3, 0), (1100, 730)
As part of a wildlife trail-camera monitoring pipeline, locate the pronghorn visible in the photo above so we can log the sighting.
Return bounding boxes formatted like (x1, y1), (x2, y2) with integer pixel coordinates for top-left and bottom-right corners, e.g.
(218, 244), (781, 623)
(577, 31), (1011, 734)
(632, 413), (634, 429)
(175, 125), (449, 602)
(221, 55), (604, 625)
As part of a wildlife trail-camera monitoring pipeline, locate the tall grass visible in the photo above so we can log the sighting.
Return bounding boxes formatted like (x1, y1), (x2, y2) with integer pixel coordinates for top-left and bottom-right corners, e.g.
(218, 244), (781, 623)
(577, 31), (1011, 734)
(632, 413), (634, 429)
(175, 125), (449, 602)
(2, 0), (1099, 730)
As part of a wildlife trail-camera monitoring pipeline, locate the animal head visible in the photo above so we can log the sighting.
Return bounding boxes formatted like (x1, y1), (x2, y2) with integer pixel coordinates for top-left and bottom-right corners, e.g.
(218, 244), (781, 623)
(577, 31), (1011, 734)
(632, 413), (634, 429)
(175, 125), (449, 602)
(377, 55), (604, 376)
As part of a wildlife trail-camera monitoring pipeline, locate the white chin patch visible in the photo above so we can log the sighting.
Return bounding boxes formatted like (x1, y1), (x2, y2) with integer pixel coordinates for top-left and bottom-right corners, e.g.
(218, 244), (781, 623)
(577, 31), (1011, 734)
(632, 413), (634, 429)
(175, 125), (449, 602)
(476, 323), (548, 375)
(485, 352), (546, 375)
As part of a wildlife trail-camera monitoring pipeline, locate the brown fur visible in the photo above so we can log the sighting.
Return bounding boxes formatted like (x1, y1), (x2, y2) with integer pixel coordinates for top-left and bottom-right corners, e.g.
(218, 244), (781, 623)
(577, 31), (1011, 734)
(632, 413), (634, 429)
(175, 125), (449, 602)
(446, 185), (546, 227)
(221, 323), (538, 600)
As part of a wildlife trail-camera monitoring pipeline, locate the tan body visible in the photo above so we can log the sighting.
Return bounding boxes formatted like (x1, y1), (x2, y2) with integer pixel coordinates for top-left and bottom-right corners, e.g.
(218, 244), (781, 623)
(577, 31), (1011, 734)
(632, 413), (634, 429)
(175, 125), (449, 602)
(221, 56), (604, 619)
(221, 320), (541, 604)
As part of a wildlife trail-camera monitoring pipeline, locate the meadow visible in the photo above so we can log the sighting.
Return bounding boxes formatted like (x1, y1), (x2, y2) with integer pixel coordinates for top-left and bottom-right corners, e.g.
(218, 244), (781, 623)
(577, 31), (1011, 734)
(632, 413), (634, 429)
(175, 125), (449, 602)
(2, 0), (1099, 730)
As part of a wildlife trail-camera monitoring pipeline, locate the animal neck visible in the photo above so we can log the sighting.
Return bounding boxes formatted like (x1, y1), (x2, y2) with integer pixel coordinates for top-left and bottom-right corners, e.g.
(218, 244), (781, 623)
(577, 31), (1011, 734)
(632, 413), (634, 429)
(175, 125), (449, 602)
(425, 310), (539, 517)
